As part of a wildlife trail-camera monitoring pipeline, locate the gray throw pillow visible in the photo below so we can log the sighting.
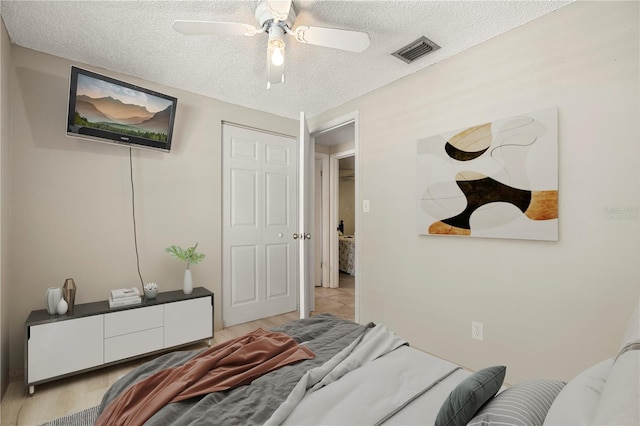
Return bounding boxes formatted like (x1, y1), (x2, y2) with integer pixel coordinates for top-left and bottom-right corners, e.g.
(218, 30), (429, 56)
(468, 379), (565, 426)
(435, 365), (506, 426)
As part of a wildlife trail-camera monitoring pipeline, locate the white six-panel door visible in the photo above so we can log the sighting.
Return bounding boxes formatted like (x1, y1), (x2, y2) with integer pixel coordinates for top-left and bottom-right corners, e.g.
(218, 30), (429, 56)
(222, 124), (298, 327)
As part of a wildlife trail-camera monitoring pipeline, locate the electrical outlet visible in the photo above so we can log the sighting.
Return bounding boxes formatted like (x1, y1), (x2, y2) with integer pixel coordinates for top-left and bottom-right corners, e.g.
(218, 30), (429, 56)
(472, 321), (484, 341)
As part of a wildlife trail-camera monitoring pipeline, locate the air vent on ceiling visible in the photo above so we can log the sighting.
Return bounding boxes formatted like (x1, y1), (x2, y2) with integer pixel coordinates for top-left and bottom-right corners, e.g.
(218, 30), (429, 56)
(392, 36), (440, 64)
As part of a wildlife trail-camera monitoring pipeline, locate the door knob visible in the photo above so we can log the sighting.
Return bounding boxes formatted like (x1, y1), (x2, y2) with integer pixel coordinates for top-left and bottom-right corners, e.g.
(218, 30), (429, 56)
(293, 233), (299, 240)
(303, 233), (311, 240)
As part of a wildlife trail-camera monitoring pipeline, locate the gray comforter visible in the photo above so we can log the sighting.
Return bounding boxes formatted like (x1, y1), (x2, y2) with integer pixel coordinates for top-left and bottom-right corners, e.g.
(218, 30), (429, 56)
(98, 314), (372, 425)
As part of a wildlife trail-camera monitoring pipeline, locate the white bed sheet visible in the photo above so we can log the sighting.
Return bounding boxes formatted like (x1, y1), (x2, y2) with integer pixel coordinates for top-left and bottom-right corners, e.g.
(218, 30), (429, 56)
(283, 345), (470, 425)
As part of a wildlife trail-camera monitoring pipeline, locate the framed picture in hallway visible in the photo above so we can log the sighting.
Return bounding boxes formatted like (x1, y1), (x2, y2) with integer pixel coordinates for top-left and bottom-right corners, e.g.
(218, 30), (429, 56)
(416, 107), (558, 241)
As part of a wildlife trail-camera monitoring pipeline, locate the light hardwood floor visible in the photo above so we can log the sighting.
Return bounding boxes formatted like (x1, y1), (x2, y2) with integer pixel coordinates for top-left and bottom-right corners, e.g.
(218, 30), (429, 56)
(1, 282), (354, 425)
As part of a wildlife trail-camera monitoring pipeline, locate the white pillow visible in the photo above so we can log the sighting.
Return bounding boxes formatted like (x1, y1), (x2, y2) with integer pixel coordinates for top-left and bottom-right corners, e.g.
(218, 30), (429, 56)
(590, 351), (640, 426)
(542, 358), (613, 425)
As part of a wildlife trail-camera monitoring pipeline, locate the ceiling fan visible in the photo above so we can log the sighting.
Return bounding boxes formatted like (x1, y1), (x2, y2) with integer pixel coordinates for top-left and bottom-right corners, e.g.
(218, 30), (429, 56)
(172, 0), (371, 89)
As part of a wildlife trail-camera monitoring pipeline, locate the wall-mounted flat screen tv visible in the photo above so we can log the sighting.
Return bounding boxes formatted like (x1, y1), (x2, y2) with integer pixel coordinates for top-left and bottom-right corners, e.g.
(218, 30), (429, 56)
(67, 66), (177, 152)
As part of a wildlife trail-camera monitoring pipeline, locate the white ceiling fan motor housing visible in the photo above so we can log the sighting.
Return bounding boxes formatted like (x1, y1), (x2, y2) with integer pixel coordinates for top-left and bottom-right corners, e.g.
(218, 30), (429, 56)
(255, 0), (296, 30)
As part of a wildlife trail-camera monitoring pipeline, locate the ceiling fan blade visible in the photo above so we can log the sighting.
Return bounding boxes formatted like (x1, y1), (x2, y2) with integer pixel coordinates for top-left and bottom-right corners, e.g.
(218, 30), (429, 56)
(293, 26), (370, 53)
(172, 20), (258, 36)
(267, 0), (292, 21)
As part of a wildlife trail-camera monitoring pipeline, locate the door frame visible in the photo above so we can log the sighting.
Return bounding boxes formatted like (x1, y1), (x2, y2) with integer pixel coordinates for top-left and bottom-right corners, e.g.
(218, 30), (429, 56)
(315, 153), (330, 288)
(329, 149), (354, 289)
(310, 110), (360, 321)
(298, 112), (314, 319)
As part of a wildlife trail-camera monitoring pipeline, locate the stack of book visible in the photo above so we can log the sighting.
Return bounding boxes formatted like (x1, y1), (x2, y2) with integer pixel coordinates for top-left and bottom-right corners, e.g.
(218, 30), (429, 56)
(108, 287), (142, 308)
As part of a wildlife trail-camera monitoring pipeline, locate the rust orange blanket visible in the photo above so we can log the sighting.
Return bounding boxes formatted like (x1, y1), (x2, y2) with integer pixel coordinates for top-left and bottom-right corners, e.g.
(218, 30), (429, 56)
(95, 328), (315, 426)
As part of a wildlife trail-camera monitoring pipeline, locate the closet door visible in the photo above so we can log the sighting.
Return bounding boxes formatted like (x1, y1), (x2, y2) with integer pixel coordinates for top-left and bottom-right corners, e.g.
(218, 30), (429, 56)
(222, 124), (298, 326)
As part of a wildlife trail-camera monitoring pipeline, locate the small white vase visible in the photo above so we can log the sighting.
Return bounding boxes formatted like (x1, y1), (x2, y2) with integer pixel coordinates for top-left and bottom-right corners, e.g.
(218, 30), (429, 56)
(183, 269), (193, 294)
(46, 287), (62, 315)
(144, 289), (158, 299)
(57, 298), (68, 315)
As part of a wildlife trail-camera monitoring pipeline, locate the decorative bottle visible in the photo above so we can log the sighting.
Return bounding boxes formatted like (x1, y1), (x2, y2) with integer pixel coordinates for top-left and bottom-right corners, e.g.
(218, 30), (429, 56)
(57, 298), (68, 315)
(62, 278), (77, 314)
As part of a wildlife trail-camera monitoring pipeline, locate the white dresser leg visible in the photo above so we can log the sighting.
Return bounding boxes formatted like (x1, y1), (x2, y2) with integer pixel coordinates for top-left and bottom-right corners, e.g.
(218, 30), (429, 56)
(28, 385), (34, 395)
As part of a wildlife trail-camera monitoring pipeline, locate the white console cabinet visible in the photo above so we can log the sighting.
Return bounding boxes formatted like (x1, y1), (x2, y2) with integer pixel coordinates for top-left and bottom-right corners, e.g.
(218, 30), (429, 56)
(103, 305), (164, 363)
(25, 287), (213, 394)
(164, 297), (212, 348)
(28, 315), (104, 384)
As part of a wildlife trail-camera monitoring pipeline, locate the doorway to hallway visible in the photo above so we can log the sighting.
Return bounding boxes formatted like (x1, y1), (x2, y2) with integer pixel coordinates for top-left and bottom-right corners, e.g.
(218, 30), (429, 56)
(312, 112), (359, 321)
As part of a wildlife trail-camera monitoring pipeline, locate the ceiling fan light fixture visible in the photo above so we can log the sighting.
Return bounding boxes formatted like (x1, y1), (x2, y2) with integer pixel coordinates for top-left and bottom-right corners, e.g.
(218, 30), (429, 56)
(268, 25), (286, 66)
(270, 45), (284, 66)
(266, 25), (286, 88)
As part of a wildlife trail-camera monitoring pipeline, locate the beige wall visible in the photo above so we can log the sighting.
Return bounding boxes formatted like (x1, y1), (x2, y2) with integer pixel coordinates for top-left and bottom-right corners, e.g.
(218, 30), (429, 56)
(314, 140), (355, 156)
(6, 46), (297, 374)
(1, 16), (12, 397)
(339, 174), (355, 236)
(337, 144), (356, 236)
(310, 1), (640, 384)
(330, 141), (354, 155)
(315, 144), (330, 155)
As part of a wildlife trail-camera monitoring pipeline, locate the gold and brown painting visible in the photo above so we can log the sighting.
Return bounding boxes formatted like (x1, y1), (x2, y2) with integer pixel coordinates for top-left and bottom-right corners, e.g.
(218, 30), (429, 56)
(417, 107), (558, 241)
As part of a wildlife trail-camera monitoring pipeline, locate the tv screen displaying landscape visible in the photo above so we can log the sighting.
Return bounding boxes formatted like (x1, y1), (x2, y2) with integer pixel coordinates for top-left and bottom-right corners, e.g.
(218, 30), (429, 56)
(67, 67), (177, 152)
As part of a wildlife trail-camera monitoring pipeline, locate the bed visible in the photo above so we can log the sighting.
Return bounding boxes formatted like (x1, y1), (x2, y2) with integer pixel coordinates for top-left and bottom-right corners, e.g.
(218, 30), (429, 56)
(95, 301), (639, 426)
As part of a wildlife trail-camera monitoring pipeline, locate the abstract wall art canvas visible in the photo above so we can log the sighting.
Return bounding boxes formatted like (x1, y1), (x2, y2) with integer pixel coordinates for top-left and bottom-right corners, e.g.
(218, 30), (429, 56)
(416, 107), (558, 241)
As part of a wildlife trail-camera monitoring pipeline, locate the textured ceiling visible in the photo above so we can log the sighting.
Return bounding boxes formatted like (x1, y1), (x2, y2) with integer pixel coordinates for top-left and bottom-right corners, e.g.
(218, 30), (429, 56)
(1, 1), (572, 120)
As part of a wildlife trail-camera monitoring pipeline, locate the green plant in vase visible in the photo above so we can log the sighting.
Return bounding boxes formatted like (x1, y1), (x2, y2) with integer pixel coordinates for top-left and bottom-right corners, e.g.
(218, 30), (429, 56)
(165, 243), (205, 294)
